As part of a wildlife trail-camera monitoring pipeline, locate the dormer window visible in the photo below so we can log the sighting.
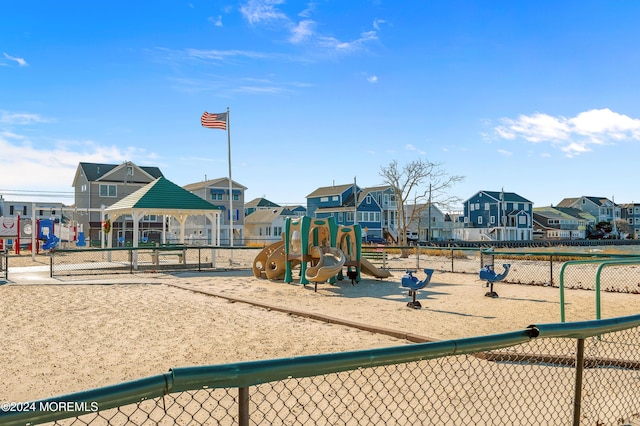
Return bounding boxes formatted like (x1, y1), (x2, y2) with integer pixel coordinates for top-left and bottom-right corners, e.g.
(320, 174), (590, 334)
(127, 166), (134, 176)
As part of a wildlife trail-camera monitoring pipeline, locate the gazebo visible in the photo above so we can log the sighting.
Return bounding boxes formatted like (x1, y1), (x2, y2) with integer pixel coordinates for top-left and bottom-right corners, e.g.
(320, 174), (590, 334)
(103, 177), (222, 251)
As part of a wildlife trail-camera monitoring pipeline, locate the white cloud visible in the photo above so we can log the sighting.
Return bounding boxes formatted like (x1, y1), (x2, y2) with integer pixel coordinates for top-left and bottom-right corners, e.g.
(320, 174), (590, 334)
(3, 53), (28, 67)
(404, 144), (425, 155)
(497, 149), (512, 156)
(0, 125), (155, 201)
(208, 15), (223, 26)
(494, 108), (640, 157)
(0, 111), (48, 125)
(319, 31), (377, 52)
(289, 20), (315, 44)
(366, 74), (378, 83)
(239, 0), (379, 54)
(240, 0), (287, 25)
(373, 19), (386, 31)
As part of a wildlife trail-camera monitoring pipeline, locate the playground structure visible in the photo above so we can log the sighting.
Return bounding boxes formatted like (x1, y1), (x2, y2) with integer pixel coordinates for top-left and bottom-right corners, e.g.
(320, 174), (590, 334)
(401, 268), (435, 309)
(0, 215), (84, 254)
(479, 263), (511, 298)
(252, 216), (391, 289)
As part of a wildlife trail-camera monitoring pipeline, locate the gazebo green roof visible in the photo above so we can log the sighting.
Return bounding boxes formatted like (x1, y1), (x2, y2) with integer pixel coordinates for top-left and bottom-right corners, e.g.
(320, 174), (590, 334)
(105, 177), (221, 217)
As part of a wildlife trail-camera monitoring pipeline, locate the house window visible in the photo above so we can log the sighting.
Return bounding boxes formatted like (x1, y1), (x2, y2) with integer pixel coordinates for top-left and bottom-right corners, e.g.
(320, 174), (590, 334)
(127, 166), (134, 176)
(485, 203), (490, 211)
(143, 215), (157, 221)
(332, 196), (339, 201)
(233, 194), (239, 201)
(475, 203), (480, 210)
(478, 216), (483, 225)
(490, 216), (495, 224)
(212, 193), (223, 201)
(320, 197), (329, 202)
(519, 216), (527, 225)
(470, 204), (475, 212)
(99, 184), (117, 197)
(346, 212), (354, 222)
(338, 213), (343, 222)
(9, 205), (14, 215)
(81, 184), (87, 192)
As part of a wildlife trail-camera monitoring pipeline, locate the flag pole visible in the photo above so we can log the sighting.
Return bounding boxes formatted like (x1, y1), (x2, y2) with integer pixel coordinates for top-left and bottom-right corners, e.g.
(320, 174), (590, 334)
(226, 107), (233, 265)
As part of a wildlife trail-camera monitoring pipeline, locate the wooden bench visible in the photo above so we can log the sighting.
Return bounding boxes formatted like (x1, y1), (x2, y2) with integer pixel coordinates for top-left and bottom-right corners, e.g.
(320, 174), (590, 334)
(150, 249), (186, 265)
(362, 251), (388, 262)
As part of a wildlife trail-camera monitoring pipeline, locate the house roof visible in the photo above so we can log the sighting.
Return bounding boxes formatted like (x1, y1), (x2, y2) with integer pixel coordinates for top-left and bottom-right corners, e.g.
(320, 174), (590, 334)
(245, 207), (295, 224)
(556, 196), (612, 208)
(183, 177), (247, 191)
(471, 190), (532, 204)
(306, 184), (354, 198)
(105, 177), (221, 216)
(77, 162), (163, 183)
(245, 197), (280, 208)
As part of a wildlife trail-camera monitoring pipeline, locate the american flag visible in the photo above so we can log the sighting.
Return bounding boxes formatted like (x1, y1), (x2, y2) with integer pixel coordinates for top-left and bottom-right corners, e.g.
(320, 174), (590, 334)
(201, 111), (227, 130)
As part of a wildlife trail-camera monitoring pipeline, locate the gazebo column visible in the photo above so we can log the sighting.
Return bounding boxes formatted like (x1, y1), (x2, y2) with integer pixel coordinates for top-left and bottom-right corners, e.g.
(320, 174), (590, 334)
(132, 211), (141, 270)
(205, 212), (218, 268)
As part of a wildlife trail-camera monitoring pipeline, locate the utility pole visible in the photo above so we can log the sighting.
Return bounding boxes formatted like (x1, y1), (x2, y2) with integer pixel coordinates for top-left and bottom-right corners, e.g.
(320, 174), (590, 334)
(427, 183), (432, 242)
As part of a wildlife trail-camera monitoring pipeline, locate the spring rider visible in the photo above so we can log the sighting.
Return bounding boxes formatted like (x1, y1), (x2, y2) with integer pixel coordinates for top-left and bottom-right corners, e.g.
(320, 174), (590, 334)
(401, 269), (435, 309)
(479, 264), (511, 298)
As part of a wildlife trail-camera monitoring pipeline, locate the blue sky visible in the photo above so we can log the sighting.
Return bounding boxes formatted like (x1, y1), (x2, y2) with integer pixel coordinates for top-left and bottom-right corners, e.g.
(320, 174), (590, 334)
(3, 1), (640, 209)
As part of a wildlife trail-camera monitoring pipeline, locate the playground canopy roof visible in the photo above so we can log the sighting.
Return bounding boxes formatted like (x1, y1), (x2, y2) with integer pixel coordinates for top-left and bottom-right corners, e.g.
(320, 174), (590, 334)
(104, 177), (222, 219)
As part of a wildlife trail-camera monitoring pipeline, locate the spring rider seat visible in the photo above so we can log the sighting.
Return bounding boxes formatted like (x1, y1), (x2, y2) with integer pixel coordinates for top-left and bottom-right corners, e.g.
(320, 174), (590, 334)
(401, 269), (435, 309)
(479, 264), (511, 298)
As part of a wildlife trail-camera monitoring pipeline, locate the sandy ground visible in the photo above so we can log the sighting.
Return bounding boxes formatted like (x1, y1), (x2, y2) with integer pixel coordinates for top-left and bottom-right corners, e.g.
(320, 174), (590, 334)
(1, 251), (640, 404)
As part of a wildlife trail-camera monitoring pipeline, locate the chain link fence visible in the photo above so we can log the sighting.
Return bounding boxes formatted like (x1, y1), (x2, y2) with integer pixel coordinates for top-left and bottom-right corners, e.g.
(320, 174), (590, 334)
(2, 316), (639, 426)
(50, 246), (259, 277)
(1, 249), (7, 280)
(49, 246), (640, 296)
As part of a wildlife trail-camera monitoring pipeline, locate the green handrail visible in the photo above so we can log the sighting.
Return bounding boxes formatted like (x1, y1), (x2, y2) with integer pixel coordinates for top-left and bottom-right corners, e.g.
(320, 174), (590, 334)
(559, 258), (640, 322)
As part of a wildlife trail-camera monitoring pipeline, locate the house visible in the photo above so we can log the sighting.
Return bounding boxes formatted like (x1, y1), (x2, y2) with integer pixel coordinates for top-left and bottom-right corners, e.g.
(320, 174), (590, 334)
(459, 190), (533, 241)
(306, 184), (357, 218)
(532, 207), (590, 239)
(619, 203), (640, 238)
(306, 184), (389, 240)
(244, 207), (297, 245)
(72, 161), (164, 244)
(244, 197), (280, 217)
(306, 183), (400, 242)
(556, 197), (620, 228)
(281, 205), (307, 217)
(405, 203), (459, 242)
(360, 186), (399, 242)
(183, 177), (247, 245)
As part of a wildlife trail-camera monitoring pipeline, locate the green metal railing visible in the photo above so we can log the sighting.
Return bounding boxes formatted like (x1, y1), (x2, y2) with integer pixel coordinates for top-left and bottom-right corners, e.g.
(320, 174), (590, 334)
(559, 258), (640, 322)
(2, 314), (639, 426)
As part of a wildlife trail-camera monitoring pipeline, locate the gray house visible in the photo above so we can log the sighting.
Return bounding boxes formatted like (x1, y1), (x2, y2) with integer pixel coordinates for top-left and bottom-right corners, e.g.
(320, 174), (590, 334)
(183, 177), (247, 245)
(71, 161), (164, 244)
(556, 196), (620, 231)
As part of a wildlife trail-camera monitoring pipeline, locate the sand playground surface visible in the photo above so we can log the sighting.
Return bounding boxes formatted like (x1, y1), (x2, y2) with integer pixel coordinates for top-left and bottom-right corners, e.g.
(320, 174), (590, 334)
(2, 250), (640, 403)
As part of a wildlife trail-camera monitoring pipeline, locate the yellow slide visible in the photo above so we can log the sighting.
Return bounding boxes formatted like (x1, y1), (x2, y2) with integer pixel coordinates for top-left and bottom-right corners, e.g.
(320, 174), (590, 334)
(305, 246), (346, 283)
(252, 240), (285, 279)
(360, 258), (392, 279)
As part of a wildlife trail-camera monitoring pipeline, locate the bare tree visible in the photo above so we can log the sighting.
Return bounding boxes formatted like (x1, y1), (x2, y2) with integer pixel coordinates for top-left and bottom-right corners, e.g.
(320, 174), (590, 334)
(379, 159), (464, 248)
